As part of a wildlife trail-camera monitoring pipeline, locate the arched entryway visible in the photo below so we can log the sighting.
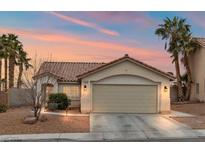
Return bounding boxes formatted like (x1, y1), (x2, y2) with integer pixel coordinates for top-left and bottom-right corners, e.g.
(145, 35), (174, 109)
(41, 83), (54, 103)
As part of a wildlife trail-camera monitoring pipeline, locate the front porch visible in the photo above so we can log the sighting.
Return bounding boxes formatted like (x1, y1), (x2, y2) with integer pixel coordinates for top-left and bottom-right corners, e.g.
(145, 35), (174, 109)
(40, 82), (81, 109)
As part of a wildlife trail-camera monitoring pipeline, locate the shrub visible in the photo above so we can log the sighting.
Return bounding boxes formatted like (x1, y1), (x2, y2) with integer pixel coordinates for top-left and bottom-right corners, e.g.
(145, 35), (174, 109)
(48, 93), (71, 110)
(48, 103), (58, 111)
(58, 103), (65, 110)
(0, 104), (7, 113)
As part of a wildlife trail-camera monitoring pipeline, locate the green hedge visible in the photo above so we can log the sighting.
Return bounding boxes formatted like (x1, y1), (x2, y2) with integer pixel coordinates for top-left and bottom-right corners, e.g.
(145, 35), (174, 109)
(48, 93), (71, 110)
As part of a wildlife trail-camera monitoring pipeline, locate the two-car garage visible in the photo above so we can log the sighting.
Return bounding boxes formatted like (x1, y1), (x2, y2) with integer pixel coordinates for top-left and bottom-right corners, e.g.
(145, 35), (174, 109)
(92, 84), (158, 113)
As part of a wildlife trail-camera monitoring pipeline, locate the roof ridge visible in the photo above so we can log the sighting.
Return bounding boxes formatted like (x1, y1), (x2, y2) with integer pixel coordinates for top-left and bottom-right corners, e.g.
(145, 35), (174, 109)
(194, 37), (205, 39)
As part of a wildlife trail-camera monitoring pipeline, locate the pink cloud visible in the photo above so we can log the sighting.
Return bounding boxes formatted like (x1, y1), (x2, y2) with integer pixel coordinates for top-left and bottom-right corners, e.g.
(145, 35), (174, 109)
(0, 27), (173, 72)
(48, 12), (119, 37)
(85, 12), (156, 27)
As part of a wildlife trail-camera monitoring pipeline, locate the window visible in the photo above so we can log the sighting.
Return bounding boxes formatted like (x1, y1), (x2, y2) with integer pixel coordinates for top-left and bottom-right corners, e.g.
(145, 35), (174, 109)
(196, 83), (200, 95)
(62, 85), (80, 100)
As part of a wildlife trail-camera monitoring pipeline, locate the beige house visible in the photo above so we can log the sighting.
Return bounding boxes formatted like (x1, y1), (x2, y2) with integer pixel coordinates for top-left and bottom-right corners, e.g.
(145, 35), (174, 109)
(189, 38), (205, 102)
(34, 54), (174, 113)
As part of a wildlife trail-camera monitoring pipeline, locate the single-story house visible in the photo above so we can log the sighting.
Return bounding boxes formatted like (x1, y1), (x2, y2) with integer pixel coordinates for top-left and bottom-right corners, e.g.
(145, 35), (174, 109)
(34, 54), (175, 114)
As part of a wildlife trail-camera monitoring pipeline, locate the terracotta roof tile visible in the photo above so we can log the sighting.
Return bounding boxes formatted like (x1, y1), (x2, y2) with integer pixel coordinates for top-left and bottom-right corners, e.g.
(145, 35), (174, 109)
(34, 55), (175, 81)
(34, 62), (105, 82)
(194, 37), (205, 47)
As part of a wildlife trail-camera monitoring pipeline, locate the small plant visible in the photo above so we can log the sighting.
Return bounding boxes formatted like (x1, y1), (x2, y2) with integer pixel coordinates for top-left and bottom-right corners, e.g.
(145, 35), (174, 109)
(0, 104), (7, 113)
(48, 93), (71, 110)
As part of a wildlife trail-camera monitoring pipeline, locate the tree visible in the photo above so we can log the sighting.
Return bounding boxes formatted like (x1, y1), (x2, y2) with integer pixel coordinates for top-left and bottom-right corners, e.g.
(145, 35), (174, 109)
(0, 34), (29, 90)
(0, 36), (3, 91)
(22, 54), (54, 121)
(1, 34), (9, 91)
(7, 34), (23, 89)
(155, 17), (189, 101)
(180, 72), (188, 96)
(16, 49), (32, 88)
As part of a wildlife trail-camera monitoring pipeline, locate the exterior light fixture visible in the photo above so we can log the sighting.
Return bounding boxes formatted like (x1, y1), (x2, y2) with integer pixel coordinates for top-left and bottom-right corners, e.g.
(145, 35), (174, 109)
(164, 86), (168, 92)
(84, 85), (87, 91)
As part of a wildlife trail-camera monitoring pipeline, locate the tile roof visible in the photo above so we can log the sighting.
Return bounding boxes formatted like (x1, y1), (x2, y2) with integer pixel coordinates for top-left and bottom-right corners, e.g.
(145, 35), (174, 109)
(194, 37), (205, 47)
(34, 62), (105, 82)
(77, 54), (175, 80)
(34, 54), (175, 82)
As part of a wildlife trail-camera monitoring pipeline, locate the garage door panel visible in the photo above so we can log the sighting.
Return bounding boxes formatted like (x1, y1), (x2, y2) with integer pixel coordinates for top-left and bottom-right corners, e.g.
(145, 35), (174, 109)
(92, 85), (157, 113)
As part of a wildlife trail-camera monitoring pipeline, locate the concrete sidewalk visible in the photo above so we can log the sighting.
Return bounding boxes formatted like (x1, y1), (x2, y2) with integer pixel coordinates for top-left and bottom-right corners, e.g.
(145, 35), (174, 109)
(1, 129), (205, 141)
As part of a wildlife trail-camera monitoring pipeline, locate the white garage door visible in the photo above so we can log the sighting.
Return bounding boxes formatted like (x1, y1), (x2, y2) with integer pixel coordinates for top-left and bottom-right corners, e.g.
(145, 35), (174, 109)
(92, 84), (157, 113)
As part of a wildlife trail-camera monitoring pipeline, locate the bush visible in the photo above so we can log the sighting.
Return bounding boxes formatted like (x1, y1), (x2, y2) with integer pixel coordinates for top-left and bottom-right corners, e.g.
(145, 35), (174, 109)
(48, 103), (58, 111)
(48, 93), (71, 110)
(0, 104), (7, 113)
(58, 103), (65, 110)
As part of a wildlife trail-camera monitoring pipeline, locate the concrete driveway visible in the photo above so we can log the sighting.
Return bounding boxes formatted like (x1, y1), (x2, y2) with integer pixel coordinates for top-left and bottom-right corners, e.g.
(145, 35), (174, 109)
(90, 113), (197, 140)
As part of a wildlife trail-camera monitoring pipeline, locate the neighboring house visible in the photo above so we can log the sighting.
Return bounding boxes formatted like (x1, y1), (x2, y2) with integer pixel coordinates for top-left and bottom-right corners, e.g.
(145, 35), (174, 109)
(189, 38), (205, 102)
(34, 54), (175, 113)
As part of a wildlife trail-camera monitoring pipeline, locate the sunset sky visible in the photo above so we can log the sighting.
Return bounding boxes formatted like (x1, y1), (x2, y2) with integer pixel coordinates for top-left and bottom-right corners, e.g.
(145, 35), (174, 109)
(0, 11), (205, 73)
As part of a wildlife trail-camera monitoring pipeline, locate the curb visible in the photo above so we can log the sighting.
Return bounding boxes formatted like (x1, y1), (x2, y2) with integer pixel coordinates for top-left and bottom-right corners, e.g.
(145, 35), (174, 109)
(1, 130), (205, 142)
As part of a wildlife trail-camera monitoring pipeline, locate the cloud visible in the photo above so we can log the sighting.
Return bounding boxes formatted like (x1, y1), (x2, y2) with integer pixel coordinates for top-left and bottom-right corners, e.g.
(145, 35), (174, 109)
(0, 27), (172, 72)
(48, 12), (120, 37)
(85, 12), (155, 27)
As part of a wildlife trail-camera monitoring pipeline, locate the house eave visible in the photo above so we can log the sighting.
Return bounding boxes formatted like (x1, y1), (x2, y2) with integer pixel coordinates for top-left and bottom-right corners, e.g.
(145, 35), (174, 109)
(58, 81), (80, 84)
(77, 56), (175, 81)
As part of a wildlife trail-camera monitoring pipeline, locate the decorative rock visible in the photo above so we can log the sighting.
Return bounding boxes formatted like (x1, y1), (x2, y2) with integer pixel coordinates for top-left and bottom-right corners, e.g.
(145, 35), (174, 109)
(39, 115), (48, 122)
(23, 116), (37, 124)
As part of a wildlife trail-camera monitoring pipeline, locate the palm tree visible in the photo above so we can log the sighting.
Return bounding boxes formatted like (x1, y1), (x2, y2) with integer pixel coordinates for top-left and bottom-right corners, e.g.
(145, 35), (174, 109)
(1, 34), (9, 91)
(16, 50), (32, 88)
(7, 34), (21, 88)
(0, 36), (3, 91)
(155, 17), (188, 101)
(0, 34), (30, 90)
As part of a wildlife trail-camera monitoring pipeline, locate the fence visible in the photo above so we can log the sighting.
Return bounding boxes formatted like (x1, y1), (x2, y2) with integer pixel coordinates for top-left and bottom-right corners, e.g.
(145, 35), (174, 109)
(7, 88), (33, 107)
(0, 91), (8, 106)
(170, 85), (178, 103)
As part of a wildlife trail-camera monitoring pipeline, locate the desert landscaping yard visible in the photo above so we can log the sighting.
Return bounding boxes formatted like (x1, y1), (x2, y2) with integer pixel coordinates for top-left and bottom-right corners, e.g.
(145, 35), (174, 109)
(171, 103), (205, 129)
(0, 106), (89, 135)
(2, 103), (205, 135)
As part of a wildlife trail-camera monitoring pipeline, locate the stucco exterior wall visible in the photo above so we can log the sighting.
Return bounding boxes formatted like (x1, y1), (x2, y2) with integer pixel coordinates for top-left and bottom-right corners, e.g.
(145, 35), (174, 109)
(189, 47), (205, 101)
(80, 60), (171, 113)
(36, 76), (58, 94)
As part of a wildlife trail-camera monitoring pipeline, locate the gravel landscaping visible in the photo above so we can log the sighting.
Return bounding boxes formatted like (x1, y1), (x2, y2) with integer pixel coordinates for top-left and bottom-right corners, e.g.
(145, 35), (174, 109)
(171, 103), (205, 129)
(0, 106), (89, 135)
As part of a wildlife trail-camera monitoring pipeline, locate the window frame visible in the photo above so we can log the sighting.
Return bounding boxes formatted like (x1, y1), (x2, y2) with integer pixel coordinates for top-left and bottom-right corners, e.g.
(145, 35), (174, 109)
(62, 84), (80, 100)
